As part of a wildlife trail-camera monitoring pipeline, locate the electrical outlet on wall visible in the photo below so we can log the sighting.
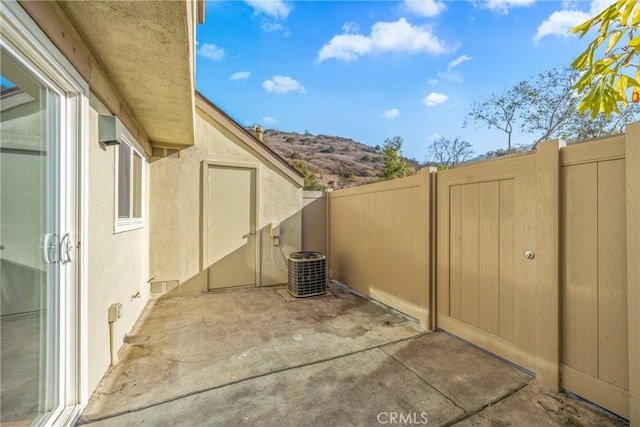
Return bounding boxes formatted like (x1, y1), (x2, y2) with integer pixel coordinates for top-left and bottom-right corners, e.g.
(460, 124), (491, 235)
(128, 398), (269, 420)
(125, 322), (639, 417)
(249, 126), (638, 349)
(269, 222), (281, 246)
(108, 303), (122, 322)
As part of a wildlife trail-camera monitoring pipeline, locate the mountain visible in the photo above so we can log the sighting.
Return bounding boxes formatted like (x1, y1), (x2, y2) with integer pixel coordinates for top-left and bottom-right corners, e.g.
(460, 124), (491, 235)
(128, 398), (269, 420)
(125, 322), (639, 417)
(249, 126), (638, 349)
(261, 129), (421, 190)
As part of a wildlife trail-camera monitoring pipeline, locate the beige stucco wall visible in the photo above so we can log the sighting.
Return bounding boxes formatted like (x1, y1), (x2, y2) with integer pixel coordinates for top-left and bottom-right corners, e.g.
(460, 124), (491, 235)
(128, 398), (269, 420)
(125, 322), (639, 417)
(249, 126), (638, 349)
(86, 94), (150, 393)
(149, 109), (302, 294)
(302, 191), (328, 255)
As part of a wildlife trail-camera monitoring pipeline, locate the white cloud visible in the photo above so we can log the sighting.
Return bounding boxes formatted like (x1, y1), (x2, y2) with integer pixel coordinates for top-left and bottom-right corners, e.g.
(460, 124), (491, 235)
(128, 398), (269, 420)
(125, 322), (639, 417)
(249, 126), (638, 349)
(534, 10), (590, 40)
(428, 132), (441, 141)
(591, 0), (617, 13)
(403, 0), (446, 17)
(317, 18), (448, 63)
(476, 0), (535, 14)
(342, 21), (359, 34)
(260, 116), (279, 127)
(422, 92), (448, 106)
(447, 54), (472, 70)
(427, 78), (438, 85)
(261, 21), (287, 33)
(245, 1), (291, 19)
(262, 75), (306, 94)
(198, 43), (225, 61)
(534, 0), (616, 41)
(230, 71), (251, 81)
(381, 108), (400, 119)
(437, 70), (464, 83)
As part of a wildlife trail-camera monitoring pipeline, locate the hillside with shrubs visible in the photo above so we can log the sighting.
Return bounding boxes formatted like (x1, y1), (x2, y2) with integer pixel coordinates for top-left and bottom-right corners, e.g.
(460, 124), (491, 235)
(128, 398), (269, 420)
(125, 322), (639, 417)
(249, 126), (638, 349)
(261, 129), (420, 190)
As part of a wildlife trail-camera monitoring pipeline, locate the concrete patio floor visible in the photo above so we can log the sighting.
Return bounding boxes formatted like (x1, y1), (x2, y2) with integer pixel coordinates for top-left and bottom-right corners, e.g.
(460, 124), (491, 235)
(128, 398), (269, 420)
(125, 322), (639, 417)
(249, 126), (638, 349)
(78, 283), (625, 426)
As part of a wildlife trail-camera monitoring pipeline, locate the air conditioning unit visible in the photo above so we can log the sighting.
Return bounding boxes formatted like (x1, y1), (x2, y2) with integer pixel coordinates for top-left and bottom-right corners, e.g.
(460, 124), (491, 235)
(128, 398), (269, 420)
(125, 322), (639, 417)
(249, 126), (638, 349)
(287, 252), (326, 297)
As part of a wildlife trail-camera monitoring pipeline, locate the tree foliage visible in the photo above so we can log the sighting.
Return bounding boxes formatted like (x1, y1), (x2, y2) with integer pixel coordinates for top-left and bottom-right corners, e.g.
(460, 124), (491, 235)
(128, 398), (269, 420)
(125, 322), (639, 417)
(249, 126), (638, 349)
(426, 137), (475, 168)
(466, 82), (529, 150)
(520, 65), (581, 144)
(571, 0), (640, 118)
(468, 64), (639, 149)
(381, 136), (410, 180)
(484, 144), (530, 159)
(291, 160), (327, 191)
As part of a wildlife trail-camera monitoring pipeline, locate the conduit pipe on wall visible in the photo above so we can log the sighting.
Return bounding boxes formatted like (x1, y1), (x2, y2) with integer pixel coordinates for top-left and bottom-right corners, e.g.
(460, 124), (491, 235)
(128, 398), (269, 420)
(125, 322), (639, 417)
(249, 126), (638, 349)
(108, 303), (123, 366)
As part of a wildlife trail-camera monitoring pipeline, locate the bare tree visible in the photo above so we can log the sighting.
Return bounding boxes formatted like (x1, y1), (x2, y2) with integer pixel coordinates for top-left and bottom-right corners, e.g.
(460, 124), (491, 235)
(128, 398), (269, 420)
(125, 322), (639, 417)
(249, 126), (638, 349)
(467, 65), (640, 149)
(520, 65), (579, 145)
(426, 137), (475, 168)
(466, 82), (529, 150)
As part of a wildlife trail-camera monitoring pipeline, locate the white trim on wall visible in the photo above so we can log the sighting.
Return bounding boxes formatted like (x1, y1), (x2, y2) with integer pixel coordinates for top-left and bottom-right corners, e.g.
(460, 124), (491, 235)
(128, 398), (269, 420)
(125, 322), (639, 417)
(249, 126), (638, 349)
(113, 127), (146, 234)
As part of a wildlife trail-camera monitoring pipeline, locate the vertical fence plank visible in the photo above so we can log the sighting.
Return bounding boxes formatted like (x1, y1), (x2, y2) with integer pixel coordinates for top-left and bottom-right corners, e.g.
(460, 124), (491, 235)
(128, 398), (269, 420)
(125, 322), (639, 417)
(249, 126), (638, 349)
(478, 181), (500, 335)
(562, 163), (599, 377)
(498, 180), (515, 341)
(535, 139), (564, 392)
(461, 184), (479, 327)
(597, 160), (628, 389)
(449, 186), (462, 320)
(626, 122), (640, 427)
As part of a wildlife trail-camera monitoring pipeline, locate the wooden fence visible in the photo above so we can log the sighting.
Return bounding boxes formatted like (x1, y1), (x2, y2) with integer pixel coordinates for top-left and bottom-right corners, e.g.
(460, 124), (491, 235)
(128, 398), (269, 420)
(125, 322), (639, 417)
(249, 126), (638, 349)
(311, 122), (639, 423)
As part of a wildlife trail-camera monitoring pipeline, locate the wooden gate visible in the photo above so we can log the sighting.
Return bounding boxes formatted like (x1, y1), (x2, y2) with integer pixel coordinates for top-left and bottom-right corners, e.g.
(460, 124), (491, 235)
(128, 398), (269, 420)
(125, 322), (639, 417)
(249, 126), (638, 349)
(436, 151), (542, 376)
(435, 133), (637, 420)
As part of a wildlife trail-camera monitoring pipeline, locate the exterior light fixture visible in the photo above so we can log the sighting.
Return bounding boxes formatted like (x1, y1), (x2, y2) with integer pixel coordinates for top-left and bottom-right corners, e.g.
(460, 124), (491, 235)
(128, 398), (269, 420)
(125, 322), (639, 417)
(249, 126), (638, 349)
(98, 115), (123, 146)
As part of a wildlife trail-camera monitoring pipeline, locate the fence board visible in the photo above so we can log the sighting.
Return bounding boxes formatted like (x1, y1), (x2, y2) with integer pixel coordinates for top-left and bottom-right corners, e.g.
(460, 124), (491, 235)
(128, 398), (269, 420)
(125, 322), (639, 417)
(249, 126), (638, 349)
(562, 162), (599, 377)
(328, 171), (431, 327)
(498, 180), (515, 342)
(461, 184), (480, 327)
(479, 181), (500, 335)
(597, 160), (628, 389)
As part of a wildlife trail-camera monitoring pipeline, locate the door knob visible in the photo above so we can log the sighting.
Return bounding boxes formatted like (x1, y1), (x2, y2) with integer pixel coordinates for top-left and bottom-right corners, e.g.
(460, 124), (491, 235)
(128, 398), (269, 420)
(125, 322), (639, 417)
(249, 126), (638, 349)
(60, 233), (73, 265)
(524, 251), (535, 259)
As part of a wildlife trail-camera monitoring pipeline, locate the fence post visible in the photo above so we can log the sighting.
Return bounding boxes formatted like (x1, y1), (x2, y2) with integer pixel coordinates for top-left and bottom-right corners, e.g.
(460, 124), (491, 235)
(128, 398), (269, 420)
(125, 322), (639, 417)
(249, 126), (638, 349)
(626, 122), (640, 427)
(427, 167), (437, 330)
(326, 190), (331, 281)
(535, 139), (564, 392)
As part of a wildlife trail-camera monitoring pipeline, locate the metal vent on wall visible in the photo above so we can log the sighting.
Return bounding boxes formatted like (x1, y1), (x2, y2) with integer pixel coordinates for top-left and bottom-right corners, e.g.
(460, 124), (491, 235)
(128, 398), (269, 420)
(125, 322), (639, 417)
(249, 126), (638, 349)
(287, 252), (326, 297)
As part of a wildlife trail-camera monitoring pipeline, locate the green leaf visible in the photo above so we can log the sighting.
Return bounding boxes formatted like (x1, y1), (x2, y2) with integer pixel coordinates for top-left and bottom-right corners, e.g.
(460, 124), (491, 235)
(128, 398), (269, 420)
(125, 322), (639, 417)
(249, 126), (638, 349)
(571, 17), (597, 36)
(628, 35), (640, 47)
(605, 30), (624, 53)
(632, 2), (640, 24)
(619, 0), (637, 25)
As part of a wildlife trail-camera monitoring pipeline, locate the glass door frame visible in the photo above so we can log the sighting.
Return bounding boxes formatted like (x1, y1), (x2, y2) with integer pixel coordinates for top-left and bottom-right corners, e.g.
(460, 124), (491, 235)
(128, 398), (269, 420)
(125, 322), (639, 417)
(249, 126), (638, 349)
(1, 1), (89, 425)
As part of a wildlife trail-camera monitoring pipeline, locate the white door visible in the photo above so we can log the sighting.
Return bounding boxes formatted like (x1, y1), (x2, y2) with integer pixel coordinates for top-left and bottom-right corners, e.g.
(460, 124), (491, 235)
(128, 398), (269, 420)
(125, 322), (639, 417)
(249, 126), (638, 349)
(0, 45), (77, 425)
(205, 165), (256, 289)
(1, 3), (83, 424)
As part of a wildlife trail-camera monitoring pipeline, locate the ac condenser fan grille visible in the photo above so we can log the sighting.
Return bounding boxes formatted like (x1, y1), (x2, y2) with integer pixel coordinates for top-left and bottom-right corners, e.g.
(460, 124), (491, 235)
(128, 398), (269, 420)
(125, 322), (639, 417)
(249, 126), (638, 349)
(287, 252), (326, 297)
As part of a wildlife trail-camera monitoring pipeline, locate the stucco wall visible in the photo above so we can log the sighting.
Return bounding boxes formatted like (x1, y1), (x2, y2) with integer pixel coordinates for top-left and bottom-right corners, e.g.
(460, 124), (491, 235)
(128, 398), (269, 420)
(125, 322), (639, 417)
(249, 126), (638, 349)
(86, 95), (150, 394)
(302, 191), (328, 255)
(149, 109), (302, 294)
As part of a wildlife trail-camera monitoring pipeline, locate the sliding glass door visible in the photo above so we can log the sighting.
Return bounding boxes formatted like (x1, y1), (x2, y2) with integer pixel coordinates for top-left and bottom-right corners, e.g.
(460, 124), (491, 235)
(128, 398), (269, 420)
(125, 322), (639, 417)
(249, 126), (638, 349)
(1, 40), (67, 427)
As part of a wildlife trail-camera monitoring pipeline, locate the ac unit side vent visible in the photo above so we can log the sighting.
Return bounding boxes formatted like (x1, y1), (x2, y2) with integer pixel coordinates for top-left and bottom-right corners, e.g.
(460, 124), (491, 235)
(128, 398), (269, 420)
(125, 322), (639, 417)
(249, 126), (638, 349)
(287, 252), (326, 298)
(149, 280), (179, 298)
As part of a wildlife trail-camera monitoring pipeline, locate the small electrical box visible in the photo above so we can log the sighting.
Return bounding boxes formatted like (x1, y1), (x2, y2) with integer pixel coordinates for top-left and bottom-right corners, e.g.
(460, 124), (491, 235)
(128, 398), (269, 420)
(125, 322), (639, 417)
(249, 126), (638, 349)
(269, 222), (281, 246)
(108, 303), (123, 322)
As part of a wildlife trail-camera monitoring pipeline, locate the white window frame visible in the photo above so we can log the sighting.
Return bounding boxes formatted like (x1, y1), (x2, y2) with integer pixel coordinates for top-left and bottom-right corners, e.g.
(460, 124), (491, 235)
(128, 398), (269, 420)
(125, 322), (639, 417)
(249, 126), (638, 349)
(114, 129), (145, 233)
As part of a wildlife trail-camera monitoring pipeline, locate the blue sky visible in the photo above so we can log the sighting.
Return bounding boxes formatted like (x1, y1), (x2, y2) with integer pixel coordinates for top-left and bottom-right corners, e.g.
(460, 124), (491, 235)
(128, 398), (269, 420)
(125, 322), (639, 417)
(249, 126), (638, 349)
(196, 0), (613, 161)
